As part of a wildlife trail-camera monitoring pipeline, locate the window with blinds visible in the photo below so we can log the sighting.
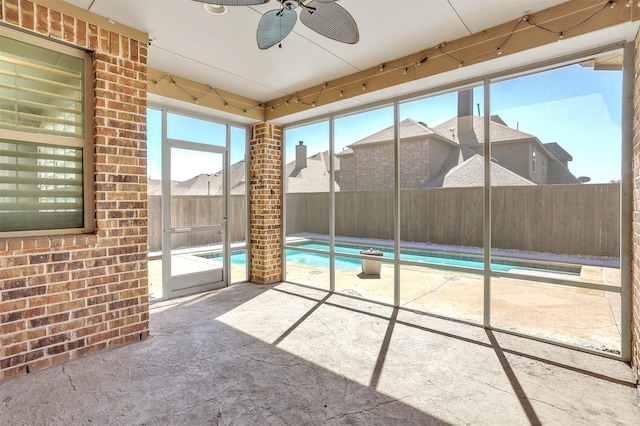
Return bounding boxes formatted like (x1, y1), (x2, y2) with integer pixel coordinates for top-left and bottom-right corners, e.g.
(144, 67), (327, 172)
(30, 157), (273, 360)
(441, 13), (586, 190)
(0, 35), (84, 137)
(0, 140), (84, 231)
(0, 29), (91, 235)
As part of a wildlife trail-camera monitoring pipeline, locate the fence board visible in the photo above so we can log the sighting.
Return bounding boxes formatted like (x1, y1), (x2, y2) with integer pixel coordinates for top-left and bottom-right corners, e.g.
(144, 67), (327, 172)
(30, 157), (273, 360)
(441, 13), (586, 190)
(148, 184), (619, 258)
(148, 195), (246, 252)
(287, 184), (620, 258)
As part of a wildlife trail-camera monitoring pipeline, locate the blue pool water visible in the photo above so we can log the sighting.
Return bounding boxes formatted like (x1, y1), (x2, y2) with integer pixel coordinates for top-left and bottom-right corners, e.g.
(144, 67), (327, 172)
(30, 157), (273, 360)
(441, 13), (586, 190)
(287, 243), (513, 272)
(203, 242), (527, 273)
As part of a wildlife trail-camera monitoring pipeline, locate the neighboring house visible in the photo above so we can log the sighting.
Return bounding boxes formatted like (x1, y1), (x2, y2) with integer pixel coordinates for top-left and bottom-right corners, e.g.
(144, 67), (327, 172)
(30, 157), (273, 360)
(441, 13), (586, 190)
(149, 145), (338, 195)
(337, 90), (580, 191)
(147, 179), (180, 195)
(147, 161), (246, 196)
(285, 142), (339, 193)
(169, 159), (247, 196)
(337, 118), (458, 191)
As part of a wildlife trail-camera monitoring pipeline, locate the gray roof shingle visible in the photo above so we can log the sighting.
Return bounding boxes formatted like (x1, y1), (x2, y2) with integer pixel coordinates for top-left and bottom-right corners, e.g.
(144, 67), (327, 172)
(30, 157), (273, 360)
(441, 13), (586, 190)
(426, 155), (535, 188)
(285, 150), (339, 193)
(544, 142), (573, 161)
(349, 118), (439, 147)
(433, 115), (535, 145)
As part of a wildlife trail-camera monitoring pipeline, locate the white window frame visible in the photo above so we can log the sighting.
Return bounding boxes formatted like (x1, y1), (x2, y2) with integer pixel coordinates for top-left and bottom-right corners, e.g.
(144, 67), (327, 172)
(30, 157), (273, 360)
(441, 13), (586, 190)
(0, 26), (93, 238)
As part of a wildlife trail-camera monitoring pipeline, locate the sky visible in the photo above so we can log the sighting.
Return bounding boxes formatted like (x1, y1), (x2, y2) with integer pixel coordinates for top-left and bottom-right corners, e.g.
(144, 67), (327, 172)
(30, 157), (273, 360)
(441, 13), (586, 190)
(148, 54), (623, 184)
(147, 110), (247, 181)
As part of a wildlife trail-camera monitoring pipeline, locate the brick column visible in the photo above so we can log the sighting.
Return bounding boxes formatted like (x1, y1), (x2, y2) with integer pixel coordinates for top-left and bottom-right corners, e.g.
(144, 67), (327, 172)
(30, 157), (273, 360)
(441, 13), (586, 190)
(0, 0), (149, 379)
(249, 123), (282, 284)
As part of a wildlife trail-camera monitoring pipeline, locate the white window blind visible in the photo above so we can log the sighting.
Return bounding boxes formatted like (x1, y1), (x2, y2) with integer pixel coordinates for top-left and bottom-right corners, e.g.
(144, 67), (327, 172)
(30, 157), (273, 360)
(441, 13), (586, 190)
(0, 32), (88, 234)
(0, 35), (84, 137)
(0, 140), (84, 231)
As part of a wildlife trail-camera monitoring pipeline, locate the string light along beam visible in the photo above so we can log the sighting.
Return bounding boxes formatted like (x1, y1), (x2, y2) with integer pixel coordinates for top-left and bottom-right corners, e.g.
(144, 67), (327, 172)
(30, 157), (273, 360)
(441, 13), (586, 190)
(264, 0), (631, 118)
(147, 1), (633, 121)
(147, 69), (263, 120)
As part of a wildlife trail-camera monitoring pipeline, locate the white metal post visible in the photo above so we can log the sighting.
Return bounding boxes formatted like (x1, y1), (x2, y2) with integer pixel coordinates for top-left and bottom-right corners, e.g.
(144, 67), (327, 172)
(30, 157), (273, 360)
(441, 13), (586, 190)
(483, 78), (492, 327)
(161, 109), (171, 300)
(394, 102), (401, 307)
(330, 118), (336, 293)
(224, 125), (231, 286)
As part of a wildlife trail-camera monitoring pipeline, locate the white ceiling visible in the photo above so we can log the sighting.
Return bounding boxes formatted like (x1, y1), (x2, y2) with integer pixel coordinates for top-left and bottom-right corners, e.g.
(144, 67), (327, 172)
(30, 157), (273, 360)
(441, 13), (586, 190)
(64, 1), (638, 125)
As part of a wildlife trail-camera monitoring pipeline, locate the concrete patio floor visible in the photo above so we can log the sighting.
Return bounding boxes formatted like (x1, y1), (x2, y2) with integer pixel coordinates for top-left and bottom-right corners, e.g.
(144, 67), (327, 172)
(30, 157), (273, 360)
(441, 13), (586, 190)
(149, 255), (622, 354)
(1, 282), (638, 425)
(285, 261), (622, 353)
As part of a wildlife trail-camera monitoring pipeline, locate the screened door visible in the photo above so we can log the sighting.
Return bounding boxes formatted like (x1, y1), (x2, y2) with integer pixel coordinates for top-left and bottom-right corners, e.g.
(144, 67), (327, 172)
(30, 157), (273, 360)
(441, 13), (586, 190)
(162, 139), (227, 298)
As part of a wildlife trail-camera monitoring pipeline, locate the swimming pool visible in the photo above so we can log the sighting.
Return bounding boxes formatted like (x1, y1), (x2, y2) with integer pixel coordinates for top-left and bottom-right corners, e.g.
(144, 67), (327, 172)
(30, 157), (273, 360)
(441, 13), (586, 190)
(199, 241), (580, 275)
(287, 242), (521, 272)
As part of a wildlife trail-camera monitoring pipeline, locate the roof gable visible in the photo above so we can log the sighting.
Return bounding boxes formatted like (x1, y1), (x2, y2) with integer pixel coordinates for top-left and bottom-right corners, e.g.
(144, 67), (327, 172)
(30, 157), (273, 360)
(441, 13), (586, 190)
(427, 154), (535, 188)
(544, 142), (573, 161)
(350, 118), (436, 147)
(433, 115), (535, 144)
(285, 150), (339, 193)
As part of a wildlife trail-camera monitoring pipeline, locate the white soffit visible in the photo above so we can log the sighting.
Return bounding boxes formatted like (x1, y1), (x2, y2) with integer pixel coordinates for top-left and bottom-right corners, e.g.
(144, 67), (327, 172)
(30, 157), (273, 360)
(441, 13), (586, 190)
(64, 0), (569, 102)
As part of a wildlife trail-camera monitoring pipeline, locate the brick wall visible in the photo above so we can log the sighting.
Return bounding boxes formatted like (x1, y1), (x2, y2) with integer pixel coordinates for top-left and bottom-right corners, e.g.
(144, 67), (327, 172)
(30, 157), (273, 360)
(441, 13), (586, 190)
(342, 139), (443, 191)
(633, 27), (640, 387)
(249, 123), (282, 284)
(0, 0), (149, 379)
(337, 152), (355, 191)
(355, 143), (395, 191)
(399, 139), (432, 188)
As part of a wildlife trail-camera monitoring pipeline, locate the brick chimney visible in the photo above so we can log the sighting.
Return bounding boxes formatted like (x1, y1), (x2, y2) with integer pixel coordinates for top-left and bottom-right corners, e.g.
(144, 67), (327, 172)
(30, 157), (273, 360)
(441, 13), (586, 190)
(457, 89), (474, 142)
(296, 141), (307, 169)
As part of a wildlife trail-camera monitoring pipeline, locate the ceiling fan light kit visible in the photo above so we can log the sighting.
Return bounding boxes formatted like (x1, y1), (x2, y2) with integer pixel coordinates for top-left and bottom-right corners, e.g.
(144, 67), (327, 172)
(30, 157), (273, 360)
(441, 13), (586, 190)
(191, 0), (359, 49)
(202, 4), (228, 14)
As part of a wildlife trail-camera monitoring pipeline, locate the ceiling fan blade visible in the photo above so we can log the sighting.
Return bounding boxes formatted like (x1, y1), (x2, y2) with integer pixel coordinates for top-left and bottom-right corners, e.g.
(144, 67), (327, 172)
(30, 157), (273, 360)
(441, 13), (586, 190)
(192, 0), (270, 5)
(257, 9), (297, 50)
(299, 1), (359, 45)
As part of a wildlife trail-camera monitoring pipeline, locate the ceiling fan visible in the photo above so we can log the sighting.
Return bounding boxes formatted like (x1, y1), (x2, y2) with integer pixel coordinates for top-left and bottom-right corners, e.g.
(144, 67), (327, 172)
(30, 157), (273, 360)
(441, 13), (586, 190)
(193, 0), (359, 50)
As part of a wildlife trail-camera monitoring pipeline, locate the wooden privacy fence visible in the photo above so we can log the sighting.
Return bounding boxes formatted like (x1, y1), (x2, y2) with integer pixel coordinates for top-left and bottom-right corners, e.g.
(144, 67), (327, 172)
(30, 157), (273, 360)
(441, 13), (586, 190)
(148, 184), (620, 257)
(148, 195), (246, 252)
(286, 184), (620, 258)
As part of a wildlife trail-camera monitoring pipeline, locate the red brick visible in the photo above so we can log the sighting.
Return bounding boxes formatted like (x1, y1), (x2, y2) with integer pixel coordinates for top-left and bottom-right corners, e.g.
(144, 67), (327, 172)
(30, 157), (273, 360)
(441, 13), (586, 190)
(87, 330), (118, 345)
(30, 333), (67, 350)
(0, 354), (25, 369)
(0, 342), (27, 358)
(47, 300), (84, 315)
(88, 23), (99, 50)
(0, 320), (26, 336)
(76, 19), (87, 47)
(0, 278), (26, 290)
(29, 352), (69, 373)
(72, 305), (107, 319)
(75, 342), (107, 359)
(75, 323), (107, 339)
(63, 14), (74, 43)
(0, 364), (27, 379)
(20, 0), (35, 28)
(4, 0), (19, 25)
(29, 313), (70, 328)
(2, 285), (46, 301)
(0, 299), (27, 313)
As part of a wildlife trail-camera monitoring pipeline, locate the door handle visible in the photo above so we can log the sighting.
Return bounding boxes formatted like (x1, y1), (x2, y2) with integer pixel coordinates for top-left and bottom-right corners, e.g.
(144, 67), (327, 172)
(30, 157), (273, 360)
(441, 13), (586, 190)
(171, 227), (192, 233)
